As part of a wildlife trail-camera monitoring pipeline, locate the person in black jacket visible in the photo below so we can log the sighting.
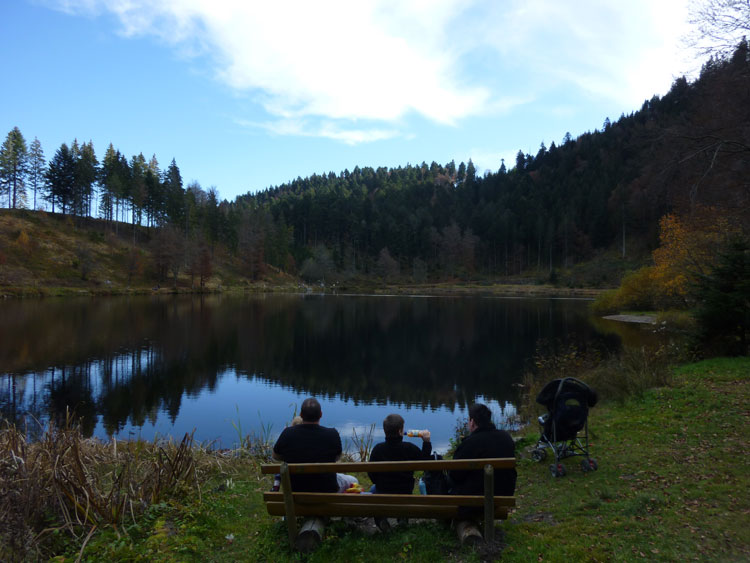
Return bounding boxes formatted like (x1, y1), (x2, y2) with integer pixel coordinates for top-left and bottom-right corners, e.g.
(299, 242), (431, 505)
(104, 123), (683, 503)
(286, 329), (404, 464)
(272, 397), (342, 492)
(368, 414), (432, 494)
(449, 403), (516, 498)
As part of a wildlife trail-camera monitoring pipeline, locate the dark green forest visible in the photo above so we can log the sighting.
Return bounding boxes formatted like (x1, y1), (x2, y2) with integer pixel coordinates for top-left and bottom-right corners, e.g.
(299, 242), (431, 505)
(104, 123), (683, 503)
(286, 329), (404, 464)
(2, 41), (748, 287)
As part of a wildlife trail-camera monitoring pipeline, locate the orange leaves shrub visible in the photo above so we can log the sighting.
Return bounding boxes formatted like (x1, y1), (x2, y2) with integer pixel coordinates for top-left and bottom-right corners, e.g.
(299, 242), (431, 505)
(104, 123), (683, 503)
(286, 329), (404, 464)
(594, 209), (738, 314)
(616, 267), (661, 310)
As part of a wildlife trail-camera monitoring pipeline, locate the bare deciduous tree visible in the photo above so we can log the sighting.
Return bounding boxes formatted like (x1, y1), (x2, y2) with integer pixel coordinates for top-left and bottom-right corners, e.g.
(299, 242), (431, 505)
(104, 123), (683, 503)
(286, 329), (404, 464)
(687, 0), (750, 59)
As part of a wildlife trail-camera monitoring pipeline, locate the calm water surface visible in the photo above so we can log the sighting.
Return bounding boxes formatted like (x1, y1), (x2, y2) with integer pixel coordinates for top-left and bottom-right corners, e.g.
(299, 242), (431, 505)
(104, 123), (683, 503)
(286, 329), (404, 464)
(0, 294), (631, 453)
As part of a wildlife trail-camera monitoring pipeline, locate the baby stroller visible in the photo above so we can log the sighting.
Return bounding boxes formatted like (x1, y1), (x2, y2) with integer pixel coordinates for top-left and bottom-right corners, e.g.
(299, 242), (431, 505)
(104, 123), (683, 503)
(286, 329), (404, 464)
(531, 377), (598, 477)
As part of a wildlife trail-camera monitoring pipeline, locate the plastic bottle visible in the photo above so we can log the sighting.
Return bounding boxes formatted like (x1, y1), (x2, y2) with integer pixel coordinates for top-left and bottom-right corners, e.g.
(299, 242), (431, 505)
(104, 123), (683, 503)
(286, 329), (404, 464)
(272, 474), (281, 492)
(406, 429), (425, 438)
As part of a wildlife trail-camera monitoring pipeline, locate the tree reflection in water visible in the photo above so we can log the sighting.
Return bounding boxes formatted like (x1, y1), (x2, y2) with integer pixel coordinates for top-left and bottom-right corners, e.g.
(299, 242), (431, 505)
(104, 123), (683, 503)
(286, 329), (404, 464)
(0, 295), (618, 442)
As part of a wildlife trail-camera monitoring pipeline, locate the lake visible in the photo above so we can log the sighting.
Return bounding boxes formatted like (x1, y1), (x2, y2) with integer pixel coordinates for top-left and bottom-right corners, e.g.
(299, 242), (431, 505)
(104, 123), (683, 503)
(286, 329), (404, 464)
(0, 294), (637, 453)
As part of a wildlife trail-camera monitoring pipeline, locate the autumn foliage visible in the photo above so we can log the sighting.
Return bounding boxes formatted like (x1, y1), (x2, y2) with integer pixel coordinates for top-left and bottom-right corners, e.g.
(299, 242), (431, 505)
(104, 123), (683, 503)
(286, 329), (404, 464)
(594, 208), (739, 313)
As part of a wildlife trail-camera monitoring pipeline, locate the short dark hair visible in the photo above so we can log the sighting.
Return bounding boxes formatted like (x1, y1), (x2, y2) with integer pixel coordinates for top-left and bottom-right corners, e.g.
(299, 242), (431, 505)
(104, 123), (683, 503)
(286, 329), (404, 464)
(300, 398), (322, 422)
(468, 403), (493, 428)
(383, 414), (404, 438)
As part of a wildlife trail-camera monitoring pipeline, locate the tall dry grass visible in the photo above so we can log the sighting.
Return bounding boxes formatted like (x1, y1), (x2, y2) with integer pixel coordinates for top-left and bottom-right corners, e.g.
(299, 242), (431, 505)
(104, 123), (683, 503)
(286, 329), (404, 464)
(519, 343), (681, 424)
(350, 423), (376, 461)
(0, 414), (211, 561)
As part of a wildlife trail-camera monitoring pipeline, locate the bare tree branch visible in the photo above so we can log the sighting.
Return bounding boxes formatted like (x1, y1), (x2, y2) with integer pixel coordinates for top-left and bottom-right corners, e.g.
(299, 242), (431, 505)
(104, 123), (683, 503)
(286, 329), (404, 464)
(687, 0), (750, 59)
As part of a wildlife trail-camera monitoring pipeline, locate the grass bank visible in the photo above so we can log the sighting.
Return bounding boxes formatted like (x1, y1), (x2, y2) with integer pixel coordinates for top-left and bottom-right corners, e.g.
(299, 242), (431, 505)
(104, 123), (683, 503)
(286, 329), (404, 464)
(8, 357), (749, 562)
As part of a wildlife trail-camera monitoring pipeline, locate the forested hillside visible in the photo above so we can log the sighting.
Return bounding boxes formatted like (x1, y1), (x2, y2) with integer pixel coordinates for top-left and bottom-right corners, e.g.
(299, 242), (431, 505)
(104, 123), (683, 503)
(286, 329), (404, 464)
(241, 40), (748, 284)
(1, 41), (747, 289)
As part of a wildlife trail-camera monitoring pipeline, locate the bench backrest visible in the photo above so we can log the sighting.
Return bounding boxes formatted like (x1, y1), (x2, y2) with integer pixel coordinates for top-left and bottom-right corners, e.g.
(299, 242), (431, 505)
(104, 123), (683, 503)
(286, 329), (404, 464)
(260, 457), (515, 475)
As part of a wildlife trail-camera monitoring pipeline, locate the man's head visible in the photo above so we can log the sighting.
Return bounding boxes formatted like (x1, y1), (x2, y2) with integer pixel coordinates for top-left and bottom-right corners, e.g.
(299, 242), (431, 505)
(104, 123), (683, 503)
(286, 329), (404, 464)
(468, 403), (493, 431)
(383, 413), (405, 438)
(300, 398), (322, 423)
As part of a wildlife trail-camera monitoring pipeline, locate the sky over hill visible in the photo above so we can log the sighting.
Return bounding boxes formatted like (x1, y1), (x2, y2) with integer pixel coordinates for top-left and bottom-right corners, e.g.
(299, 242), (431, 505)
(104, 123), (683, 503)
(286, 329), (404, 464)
(1, 0), (699, 201)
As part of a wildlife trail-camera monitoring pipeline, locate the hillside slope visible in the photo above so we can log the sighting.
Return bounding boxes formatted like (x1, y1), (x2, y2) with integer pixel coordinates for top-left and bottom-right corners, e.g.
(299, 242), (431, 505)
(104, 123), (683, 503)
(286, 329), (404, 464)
(0, 210), (294, 296)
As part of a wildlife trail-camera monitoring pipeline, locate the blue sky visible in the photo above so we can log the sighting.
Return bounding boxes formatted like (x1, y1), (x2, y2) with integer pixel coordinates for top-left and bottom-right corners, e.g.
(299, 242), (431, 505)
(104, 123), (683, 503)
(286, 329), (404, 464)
(1, 0), (699, 203)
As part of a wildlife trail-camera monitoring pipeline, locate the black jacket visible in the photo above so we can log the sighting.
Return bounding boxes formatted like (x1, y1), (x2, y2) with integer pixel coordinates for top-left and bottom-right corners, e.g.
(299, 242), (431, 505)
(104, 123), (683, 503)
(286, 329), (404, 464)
(449, 425), (516, 496)
(273, 424), (342, 492)
(368, 436), (432, 494)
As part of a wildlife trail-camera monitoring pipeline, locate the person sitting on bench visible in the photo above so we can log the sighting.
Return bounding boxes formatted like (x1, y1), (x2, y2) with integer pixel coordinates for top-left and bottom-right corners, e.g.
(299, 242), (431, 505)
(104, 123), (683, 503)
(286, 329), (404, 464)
(272, 397), (342, 492)
(368, 414), (432, 494)
(449, 403), (516, 498)
(368, 414), (432, 531)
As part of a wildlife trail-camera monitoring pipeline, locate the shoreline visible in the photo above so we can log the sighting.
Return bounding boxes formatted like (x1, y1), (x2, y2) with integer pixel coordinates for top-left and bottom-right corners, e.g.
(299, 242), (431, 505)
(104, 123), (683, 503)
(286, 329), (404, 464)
(602, 313), (657, 324)
(0, 282), (607, 300)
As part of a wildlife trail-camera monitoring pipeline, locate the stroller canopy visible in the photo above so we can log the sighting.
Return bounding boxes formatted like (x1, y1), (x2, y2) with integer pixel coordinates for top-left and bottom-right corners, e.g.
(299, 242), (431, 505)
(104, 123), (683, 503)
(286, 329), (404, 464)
(536, 377), (598, 412)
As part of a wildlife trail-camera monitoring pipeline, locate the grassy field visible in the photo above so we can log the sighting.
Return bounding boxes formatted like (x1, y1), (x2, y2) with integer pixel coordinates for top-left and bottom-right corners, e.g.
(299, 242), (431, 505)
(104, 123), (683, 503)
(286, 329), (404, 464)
(38, 356), (747, 563)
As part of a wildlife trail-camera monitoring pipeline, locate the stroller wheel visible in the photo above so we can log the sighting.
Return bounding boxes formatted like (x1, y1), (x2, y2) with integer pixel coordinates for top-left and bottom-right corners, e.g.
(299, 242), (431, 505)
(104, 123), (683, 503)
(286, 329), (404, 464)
(531, 448), (547, 462)
(581, 459), (591, 472)
(549, 463), (566, 477)
(589, 458), (598, 471)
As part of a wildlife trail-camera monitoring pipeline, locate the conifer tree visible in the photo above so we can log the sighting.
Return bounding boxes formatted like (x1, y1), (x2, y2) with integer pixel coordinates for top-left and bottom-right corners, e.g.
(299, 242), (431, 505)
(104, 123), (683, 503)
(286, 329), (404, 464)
(75, 141), (98, 217)
(164, 158), (184, 226)
(99, 144), (120, 222)
(0, 127), (29, 209)
(45, 143), (75, 214)
(28, 137), (45, 211)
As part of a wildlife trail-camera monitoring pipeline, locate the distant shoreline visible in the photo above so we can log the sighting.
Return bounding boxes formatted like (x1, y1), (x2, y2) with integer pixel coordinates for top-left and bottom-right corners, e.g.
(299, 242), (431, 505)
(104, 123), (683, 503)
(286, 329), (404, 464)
(0, 282), (606, 300)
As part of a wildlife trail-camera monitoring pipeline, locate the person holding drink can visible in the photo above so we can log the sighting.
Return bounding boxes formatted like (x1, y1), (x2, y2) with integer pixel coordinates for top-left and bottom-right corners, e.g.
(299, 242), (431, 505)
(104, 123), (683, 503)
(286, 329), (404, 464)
(368, 414), (432, 531)
(368, 414), (431, 494)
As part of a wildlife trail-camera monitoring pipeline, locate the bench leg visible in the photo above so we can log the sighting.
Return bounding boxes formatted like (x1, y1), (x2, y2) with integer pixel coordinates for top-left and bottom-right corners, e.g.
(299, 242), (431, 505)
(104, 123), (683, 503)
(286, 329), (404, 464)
(455, 520), (483, 547)
(484, 464), (495, 542)
(295, 517), (325, 553)
(280, 463), (297, 545)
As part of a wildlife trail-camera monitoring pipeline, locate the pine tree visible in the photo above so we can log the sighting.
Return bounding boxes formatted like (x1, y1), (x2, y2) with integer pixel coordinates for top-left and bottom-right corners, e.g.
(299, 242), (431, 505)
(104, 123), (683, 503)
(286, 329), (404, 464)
(0, 127), (29, 209)
(145, 154), (163, 227)
(75, 141), (98, 217)
(99, 144), (119, 222)
(695, 236), (750, 355)
(164, 158), (184, 226)
(129, 153), (147, 226)
(28, 137), (45, 210)
(45, 143), (76, 214)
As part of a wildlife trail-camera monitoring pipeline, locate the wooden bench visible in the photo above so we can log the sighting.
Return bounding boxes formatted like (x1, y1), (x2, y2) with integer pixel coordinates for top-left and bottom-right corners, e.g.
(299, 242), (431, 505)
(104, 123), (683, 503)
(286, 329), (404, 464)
(261, 458), (515, 550)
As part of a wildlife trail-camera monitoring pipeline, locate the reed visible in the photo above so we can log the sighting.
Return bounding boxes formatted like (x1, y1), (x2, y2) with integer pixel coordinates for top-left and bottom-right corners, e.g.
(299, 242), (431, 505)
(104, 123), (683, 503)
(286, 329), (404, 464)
(230, 407), (275, 460)
(0, 414), (208, 561)
(350, 423), (376, 461)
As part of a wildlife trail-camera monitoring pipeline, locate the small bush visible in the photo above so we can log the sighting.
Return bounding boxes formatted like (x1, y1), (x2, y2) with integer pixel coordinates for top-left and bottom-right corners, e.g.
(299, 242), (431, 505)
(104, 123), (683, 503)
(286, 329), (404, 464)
(590, 267), (657, 315)
(88, 231), (105, 244)
(590, 289), (621, 315)
(617, 267), (658, 310)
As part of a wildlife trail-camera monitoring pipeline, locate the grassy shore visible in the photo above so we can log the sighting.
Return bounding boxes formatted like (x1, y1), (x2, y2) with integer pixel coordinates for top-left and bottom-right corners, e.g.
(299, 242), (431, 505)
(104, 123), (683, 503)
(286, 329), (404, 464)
(31, 356), (745, 562)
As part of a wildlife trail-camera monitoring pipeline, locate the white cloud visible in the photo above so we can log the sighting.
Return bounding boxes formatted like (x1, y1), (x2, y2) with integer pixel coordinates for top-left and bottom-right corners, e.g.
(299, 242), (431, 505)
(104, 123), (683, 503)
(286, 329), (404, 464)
(240, 117), (401, 145)
(479, 0), (694, 106)
(52, 0), (490, 129)
(50, 0), (697, 142)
